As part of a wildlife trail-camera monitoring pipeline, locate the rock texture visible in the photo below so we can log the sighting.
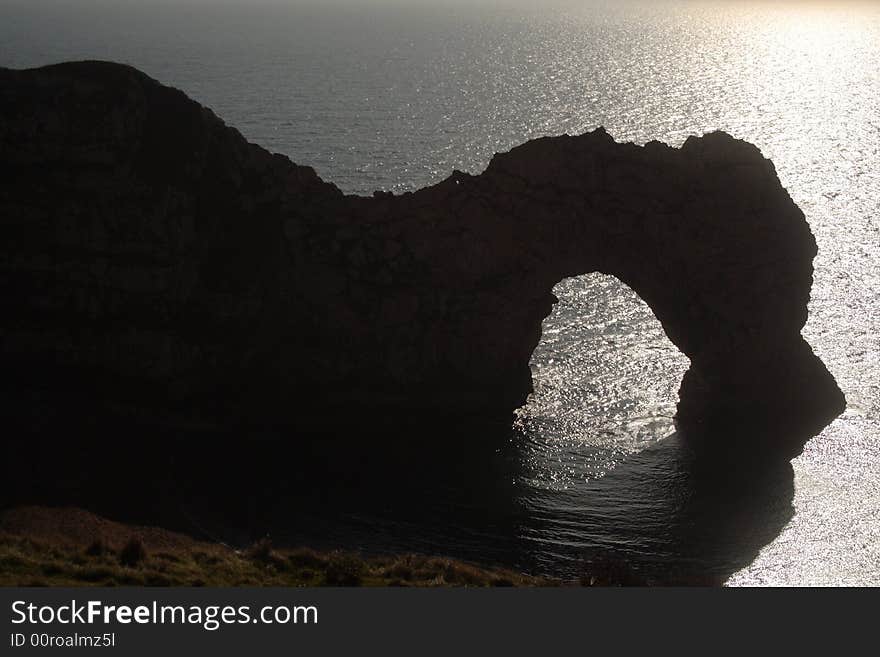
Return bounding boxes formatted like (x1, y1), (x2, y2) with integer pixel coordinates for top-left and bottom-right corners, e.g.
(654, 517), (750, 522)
(0, 62), (845, 441)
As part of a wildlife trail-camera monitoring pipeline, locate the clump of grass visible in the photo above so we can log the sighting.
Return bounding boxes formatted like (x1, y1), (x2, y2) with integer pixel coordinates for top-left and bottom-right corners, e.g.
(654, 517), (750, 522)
(287, 547), (328, 570)
(41, 562), (65, 576)
(191, 550), (221, 566)
(245, 537), (288, 571)
(380, 555), (497, 586)
(491, 577), (514, 587)
(77, 566), (118, 583)
(324, 551), (364, 586)
(119, 538), (147, 568)
(85, 539), (108, 557)
(144, 573), (173, 586)
(245, 537), (274, 562)
(0, 554), (27, 569)
(384, 561), (413, 581)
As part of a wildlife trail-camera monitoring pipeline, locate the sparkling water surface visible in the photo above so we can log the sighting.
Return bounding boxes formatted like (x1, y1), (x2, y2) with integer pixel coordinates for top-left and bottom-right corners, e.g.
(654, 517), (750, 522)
(2, 0), (878, 584)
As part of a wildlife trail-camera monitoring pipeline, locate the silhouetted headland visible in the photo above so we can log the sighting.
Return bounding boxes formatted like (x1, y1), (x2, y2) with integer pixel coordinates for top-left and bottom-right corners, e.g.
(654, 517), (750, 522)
(0, 61), (845, 459)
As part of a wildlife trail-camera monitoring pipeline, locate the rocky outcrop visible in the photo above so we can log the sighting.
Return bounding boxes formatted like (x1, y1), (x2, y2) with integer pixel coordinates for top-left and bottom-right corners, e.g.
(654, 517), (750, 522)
(0, 62), (845, 442)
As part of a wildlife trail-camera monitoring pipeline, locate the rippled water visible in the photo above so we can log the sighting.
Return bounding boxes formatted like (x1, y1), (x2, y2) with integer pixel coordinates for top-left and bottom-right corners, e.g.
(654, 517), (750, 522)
(2, 0), (878, 584)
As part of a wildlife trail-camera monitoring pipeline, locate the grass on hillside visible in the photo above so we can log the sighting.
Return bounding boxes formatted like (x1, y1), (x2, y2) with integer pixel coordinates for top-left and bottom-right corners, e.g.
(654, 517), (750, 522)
(0, 527), (550, 587)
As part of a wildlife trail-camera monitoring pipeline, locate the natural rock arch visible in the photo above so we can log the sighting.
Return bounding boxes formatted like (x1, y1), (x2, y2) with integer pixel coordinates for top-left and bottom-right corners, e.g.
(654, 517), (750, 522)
(0, 62), (845, 447)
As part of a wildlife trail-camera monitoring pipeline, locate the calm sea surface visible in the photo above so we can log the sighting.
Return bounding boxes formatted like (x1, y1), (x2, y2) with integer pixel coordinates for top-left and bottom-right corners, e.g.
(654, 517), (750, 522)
(2, 0), (878, 584)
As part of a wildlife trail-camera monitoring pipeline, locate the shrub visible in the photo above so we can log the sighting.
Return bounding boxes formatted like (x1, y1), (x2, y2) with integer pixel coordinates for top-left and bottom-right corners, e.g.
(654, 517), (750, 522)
(119, 538), (147, 567)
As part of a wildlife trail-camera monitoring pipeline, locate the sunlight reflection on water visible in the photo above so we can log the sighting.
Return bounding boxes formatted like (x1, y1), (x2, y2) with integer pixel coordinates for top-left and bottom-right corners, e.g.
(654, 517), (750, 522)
(514, 273), (687, 488)
(2, 0), (878, 584)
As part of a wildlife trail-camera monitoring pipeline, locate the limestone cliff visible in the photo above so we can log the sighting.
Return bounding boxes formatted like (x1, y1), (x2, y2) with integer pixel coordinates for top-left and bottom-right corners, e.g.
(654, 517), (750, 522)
(0, 62), (845, 443)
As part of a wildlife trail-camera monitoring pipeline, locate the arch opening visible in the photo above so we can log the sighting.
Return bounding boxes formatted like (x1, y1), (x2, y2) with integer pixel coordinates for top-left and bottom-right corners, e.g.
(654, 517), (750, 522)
(514, 272), (690, 484)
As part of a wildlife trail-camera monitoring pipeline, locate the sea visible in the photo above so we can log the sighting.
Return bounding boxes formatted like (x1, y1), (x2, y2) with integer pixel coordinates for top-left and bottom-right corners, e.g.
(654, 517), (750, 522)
(1, 0), (878, 585)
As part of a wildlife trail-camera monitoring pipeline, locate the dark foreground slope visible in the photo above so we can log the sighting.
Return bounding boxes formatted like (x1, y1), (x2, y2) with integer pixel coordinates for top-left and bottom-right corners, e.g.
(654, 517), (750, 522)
(0, 506), (553, 586)
(0, 61), (845, 451)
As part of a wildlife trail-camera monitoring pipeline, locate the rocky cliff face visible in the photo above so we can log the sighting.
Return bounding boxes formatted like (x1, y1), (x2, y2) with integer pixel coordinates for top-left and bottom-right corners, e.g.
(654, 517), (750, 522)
(0, 62), (845, 444)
